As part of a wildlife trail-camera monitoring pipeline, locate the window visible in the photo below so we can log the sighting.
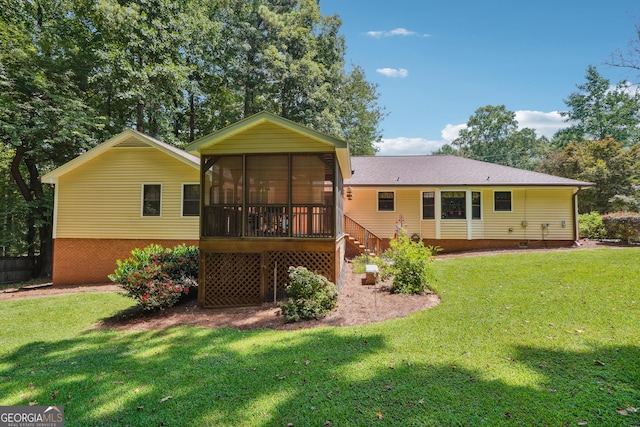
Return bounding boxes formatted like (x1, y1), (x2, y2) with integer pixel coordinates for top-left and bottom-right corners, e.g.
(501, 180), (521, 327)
(182, 184), (200, 216)
(422, 192), (435, 219)
(378, 191), (394, 211)
(472, 191), (481, 219)
(494, 191), (512, 212)
(441, 191), (465, 219)
(142, 184), (161, 216)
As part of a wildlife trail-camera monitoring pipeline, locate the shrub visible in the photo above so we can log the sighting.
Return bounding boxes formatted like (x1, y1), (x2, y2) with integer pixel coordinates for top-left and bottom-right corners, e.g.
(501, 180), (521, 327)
(383, 231), (436, 295)
(601, 212), (640, 243)
(109, 244), (199, 310)
(578, 211), (605, 239)
(279, 266), (338, 323)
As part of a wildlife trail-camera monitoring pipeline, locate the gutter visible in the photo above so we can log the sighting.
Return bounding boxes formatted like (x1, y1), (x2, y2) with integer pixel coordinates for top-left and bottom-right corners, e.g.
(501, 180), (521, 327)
(573, 186), (583, 245)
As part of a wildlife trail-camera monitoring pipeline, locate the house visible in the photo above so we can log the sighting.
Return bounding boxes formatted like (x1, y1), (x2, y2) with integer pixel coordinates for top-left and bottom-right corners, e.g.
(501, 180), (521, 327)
(343, 155), (594, 254)
(41, 129), (201, 286)
(184, 112), (351, 308)
(42, 113), (595, 308)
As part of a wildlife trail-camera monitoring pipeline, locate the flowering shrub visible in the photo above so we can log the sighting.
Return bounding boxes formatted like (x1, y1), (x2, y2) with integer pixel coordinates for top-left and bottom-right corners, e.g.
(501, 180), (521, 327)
(279, 266), (338, 322)
(602, 212), (640, 243)
(109, 244), (199, 310)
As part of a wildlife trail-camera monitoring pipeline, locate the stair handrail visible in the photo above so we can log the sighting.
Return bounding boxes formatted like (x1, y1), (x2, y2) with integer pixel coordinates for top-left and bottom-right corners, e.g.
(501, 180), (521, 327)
(344, 215), (383, 255)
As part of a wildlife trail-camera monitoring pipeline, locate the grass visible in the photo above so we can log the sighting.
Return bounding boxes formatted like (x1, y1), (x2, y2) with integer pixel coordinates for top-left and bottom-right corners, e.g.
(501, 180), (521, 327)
(0, 248), (638, 426)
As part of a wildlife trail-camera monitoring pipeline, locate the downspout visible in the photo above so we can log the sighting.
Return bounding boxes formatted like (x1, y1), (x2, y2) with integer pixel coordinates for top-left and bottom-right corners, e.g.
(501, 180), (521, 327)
(573, 186), (583, 246)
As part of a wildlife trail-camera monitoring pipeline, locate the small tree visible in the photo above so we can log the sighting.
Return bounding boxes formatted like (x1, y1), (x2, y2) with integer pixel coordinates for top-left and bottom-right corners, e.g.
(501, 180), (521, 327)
(279, 266), (337, 323)
(384, 231), (436, 295)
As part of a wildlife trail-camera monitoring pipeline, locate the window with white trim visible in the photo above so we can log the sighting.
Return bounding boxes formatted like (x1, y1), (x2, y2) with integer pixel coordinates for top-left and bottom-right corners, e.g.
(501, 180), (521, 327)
(422, 192), (435, 219)
(182, 184), (200, 216)
(494, 191), (512, 212)
(142, 184), (161, 216)
(472, 191), (481, 219)
(378, 191), (394, 211)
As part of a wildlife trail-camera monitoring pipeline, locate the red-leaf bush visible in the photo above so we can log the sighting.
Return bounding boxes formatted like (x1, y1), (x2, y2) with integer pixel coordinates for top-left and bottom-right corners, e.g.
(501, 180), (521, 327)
(109, 244), (199, 310)
(601, 212), (640, 243)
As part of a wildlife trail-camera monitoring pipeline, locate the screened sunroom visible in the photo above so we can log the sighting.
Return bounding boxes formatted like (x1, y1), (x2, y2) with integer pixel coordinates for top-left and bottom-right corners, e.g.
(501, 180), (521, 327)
(185, 112), (350, 308)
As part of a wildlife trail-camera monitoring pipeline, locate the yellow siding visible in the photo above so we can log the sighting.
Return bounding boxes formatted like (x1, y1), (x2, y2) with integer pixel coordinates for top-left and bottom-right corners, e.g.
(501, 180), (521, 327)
(482, 189), (574, 240)
(346, 186), (576, 241)
(345, 187), (434, 239)
(55, 147), (199, 239)
(202, 122), (331, 155)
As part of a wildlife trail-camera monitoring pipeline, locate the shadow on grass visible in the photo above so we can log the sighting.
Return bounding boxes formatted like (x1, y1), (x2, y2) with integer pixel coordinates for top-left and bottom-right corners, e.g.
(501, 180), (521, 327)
(0, 323), (638, 426)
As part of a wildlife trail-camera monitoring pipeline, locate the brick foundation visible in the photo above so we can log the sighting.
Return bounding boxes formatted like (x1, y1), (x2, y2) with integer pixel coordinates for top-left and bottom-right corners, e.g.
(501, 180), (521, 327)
(346, 238), (575, 258)
(52, 238), (199, 286)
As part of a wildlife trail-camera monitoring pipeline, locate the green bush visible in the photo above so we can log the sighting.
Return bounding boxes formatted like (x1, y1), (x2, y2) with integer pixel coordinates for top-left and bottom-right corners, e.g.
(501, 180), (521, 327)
(109, 244), (199, 310)
(383, 231), (436, 295)
(279, 266), (338, 323)
(601, 212), (640, 243)
(578, 211), (605, 239)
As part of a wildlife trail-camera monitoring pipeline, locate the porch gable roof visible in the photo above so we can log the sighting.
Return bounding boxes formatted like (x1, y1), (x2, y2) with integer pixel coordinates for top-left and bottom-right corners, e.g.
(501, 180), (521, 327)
(185, 111), (351, 179)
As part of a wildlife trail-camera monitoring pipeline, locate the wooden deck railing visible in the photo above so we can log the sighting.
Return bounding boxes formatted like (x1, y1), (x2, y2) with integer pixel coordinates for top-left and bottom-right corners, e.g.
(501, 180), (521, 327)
(344, 215), (383, 255)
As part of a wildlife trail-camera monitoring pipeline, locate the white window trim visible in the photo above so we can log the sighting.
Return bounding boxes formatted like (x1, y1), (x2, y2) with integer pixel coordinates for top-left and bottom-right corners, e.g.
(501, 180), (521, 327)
(181, 182), (200, 217)
(471, 190), (482, 220)
(493, 190), (513, 213)
(377, 190), (396, 212)
(141, 183), (162, 217)
(421, 191), (436, 220)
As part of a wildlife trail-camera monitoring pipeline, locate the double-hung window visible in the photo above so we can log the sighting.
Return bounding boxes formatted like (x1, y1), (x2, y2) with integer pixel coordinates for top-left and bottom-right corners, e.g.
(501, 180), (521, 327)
(494, 191), (512, 212)
(422, 192), (435, 219)
(142, 184), (161, 216)
(182, 184), (200, 216)
(378, 191), (395, 211)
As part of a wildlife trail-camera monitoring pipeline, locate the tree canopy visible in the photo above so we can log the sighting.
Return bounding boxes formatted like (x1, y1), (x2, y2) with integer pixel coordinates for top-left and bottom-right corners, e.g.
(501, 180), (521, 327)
(435, 105), (549, 170)
(0, 0), (384, 273)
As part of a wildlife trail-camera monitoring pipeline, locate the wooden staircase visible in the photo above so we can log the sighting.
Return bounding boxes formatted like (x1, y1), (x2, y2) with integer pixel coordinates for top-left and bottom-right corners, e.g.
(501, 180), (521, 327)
(344, 215), (383, 256)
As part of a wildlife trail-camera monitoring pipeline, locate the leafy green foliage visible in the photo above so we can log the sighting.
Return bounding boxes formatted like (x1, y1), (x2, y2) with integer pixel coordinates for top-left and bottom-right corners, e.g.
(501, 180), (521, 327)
(578, 212), (605, 239)
(443, 105), (549, 170)
(383, 231), (436, 294)
(279, 266), (337, 322)
(538, 138), (639, 213)
(559, 65), (640, 146)
(109, 244), (198, 310)
(601, 211), (640, 243)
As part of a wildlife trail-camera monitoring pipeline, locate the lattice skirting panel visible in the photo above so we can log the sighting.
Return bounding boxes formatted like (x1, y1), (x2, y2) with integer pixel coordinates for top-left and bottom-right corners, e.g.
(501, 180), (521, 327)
(202, 252), (262, 308)
(264, 251), (334, 302)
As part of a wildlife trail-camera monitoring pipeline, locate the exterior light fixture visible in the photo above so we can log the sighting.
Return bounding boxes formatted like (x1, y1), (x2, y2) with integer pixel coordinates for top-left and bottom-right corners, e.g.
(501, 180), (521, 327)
(346, 186), (353, 200)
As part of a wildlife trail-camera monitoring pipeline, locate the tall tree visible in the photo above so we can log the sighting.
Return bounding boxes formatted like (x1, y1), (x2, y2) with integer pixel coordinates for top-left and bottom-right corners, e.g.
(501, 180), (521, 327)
(538, 138), (638, 213)
(447, 105), (548, 169)
(558, 65), (640, 147)
(0, 0), (102, 275)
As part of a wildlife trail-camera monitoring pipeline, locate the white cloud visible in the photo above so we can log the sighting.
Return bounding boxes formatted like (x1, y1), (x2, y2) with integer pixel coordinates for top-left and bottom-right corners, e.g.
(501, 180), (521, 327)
(366, 27), (413, 38)
(375, 110), (572, 156)
(365, 28), (430, 38)
(376, 68), (409, 78)
(441, 123), (466, 143)
(375, 137), (446, 156)
(514, 110), (567, 138)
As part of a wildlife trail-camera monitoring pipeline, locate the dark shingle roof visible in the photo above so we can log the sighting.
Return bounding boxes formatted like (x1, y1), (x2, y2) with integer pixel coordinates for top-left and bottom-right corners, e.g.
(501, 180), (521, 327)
(346, 155), (594, 187)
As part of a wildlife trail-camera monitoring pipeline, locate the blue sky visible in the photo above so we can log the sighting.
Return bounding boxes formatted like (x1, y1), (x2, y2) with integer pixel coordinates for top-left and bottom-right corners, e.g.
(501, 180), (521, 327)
(319, 0), (640, 155)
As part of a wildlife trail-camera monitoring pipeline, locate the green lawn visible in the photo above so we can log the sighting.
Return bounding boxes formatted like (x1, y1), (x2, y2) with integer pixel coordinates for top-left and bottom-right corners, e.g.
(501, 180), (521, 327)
(1, 248), (638, 426)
